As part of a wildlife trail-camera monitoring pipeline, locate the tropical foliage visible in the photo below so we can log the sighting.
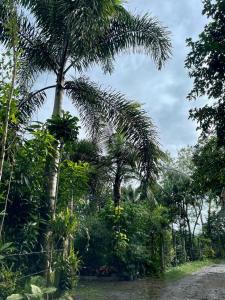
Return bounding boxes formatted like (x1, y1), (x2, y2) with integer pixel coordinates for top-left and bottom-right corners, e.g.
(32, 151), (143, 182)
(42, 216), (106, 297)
(1, 0), (225, 299)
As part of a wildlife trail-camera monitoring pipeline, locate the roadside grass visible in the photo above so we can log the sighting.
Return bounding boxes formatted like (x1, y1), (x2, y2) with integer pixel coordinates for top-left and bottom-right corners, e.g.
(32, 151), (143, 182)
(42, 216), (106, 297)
(163, 258), (223, 281)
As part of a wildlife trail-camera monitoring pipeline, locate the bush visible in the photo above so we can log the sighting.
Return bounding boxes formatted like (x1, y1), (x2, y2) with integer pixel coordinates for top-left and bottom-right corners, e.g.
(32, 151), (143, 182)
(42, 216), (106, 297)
(75, 200), (171, 279)
(0, 265), (19, 299)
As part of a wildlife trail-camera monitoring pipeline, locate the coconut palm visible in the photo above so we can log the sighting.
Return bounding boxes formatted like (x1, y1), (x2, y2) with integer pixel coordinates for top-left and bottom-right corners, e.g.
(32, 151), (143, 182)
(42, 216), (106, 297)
(0, 0), (171, 282)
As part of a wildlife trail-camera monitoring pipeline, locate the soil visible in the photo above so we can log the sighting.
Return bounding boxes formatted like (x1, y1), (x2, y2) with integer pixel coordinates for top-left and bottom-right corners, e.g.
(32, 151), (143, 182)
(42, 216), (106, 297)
(75, 264), (225, 300)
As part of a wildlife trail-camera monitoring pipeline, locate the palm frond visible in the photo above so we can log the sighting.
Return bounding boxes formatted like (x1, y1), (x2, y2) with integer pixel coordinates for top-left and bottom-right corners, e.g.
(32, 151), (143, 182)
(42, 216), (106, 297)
(19, 0), (122, 38)
(65, 77), (163, 183)
(94, 11), (172, 70)
(19, 18), (59, 82)
(70, 10), (171, 71)
(18, 89), (47, 123)
(20, 0), (65, 35)
(65, 78), (105, 141)
(3, 0), (171, 75)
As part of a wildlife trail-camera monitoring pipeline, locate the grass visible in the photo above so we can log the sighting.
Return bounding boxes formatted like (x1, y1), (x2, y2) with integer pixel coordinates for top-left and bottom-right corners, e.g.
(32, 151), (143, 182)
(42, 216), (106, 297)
(162, 258), (223, 281)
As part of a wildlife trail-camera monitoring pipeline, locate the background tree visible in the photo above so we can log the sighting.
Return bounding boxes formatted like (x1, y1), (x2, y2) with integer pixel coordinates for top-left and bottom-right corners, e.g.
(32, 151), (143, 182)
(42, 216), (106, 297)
(192, 137), (225, 197)
(156, 148), (206, 262)
(186, 0), (225, 146)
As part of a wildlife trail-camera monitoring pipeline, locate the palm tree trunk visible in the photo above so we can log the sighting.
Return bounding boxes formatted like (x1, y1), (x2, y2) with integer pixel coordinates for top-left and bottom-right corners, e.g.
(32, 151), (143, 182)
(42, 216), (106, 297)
(113, 161), (122, 207)
(49, 71), (65, 213)
(113, 173), (122, 207)
(45, 79), (64, 285)
(45, 38), (68, 293)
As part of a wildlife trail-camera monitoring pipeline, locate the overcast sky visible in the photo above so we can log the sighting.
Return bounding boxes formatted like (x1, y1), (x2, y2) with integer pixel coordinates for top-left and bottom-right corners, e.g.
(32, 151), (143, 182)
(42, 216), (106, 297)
(36, 0), (207, 155)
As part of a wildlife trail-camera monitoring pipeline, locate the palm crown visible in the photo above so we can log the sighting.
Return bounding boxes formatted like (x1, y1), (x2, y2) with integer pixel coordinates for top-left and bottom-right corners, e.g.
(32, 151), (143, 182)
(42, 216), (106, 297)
(1, 0), (171, 187)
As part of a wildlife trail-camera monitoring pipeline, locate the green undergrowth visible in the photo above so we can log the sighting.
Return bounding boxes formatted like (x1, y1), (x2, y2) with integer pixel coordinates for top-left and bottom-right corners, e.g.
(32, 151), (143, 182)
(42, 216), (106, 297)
(163, 259), (223, 281)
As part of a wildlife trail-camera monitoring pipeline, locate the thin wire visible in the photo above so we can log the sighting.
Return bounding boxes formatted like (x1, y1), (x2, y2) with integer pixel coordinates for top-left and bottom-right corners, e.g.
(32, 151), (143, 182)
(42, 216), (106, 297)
(3, 248), (64, 258)
(1, 263), (65, 285)
(1, 261), (64, 284)
(17, 269), (48, 281)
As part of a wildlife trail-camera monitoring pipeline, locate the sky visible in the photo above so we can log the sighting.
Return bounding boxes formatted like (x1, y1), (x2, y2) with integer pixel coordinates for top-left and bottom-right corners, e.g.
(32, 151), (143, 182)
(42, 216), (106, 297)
(36, 0), (207, 155)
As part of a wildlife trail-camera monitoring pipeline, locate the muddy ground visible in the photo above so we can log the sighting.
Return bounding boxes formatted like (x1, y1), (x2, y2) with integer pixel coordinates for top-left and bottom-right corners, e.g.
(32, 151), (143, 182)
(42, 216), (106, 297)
(75, 264), (225, 300)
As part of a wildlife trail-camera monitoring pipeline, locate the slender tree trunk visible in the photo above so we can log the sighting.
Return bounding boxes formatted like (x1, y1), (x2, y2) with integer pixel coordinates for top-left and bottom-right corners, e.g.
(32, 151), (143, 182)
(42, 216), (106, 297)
(182, 228), (187, 263)
(172, 223), (177, 266)
(160, 232), (165, 272)
(54, 190), (74, 289)
(113, 163), (122, 207)
(179, 203), (187, 262)
(185, 210), (193, 260)
(0, 162), (13, 239)
(0, 46), (17, 183)
(45, 77), (64, 285)
(55, 141), (64, 212)
(63, 192), (74, 259)
(49, 78), (64, 213)
(179, 220), (187, 263)
(68, 191), (74, 250)
(207, 196), (212, 238)
(186, 217), (193, 260)
(192, 199), (203, 238)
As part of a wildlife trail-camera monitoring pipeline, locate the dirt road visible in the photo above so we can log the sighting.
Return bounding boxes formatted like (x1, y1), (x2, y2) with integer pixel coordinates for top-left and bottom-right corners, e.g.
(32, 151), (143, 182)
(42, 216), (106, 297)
(159, 264), (225, 300)
(76, 264), (225, 300)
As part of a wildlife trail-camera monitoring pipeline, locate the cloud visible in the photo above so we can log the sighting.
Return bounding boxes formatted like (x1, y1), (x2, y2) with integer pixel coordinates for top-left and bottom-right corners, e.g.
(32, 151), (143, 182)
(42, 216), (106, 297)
(37, 0), (207, 155)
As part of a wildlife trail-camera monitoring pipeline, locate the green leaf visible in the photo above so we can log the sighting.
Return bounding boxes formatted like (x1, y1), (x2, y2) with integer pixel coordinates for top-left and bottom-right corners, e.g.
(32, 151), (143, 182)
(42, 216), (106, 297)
(6, 294), (24, 300)
(30, 284), (42, 295)
(41, 287), (57, 294)
(0, 242), (13, 251)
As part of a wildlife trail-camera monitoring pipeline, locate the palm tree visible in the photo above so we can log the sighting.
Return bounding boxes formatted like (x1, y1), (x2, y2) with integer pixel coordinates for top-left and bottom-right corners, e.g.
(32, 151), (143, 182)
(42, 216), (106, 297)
(0, 0), (171, 282)
(122, 185), (142, 203)
(106, 132), (140, 206)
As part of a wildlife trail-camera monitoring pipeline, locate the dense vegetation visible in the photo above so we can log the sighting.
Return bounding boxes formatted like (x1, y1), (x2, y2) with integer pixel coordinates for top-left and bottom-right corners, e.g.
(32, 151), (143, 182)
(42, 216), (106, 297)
(0, 0), (225, 299)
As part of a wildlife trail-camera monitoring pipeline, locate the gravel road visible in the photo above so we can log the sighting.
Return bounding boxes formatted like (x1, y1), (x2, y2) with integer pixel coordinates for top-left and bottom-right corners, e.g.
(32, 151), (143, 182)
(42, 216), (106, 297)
(159, 264), (225, 300)
(76, 264), (225, 300)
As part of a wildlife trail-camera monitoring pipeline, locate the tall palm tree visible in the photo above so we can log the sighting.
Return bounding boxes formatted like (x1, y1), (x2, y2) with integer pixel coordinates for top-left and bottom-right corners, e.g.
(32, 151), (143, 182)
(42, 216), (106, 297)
(0, 0), (171, 282)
